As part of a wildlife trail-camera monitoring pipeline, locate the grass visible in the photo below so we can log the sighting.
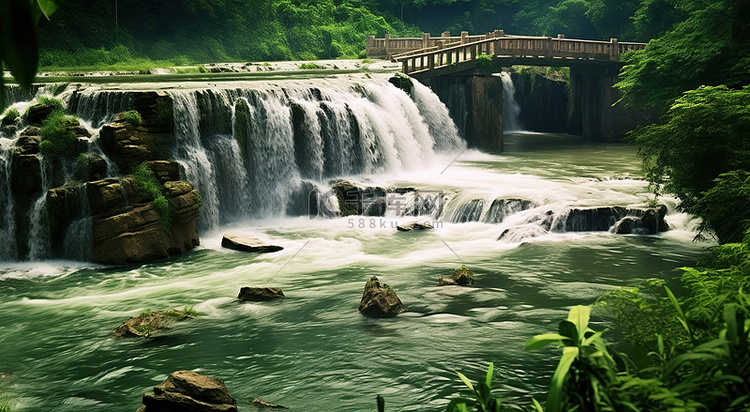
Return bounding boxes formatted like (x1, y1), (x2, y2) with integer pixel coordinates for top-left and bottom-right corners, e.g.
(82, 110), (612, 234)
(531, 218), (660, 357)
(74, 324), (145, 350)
(120, 110), (143, 127)
(0, 400), (13, 412)
(133, 163), (174, 232)
(1, 108), (20, 125)
(300, 62), (324, 70)
(39, 110), (83, 160)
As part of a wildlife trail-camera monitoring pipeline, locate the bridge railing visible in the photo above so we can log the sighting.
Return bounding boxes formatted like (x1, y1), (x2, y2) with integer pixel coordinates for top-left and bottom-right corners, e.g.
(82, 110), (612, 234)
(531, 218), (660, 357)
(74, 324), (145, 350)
(393, 35), (647, 75)
(366, 30), (508, 59)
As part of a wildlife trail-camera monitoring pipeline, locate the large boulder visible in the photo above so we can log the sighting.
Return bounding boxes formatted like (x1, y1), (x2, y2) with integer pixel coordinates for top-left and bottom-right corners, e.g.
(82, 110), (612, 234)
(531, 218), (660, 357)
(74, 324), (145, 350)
(10, 154), (41, 194)
(25, 102), (59, 125)
(99, 112), (173, 174)
(221, 235), (283, 253)
(358, 276), (405, 318)
(238, 287), (285, 302)
(136, 370), (237, 412)
(113, 308), (198, 338)
(331, 180), (386, 217)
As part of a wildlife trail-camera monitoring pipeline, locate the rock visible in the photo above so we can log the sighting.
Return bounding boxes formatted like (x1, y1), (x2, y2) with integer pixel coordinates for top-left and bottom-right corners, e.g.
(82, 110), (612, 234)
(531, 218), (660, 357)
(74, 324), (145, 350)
(11, 154), (41, 194)
(144, 160), (181, 184)
(358, 276), (405, 318)
(396, 221), (434, 231)
(485, 198), (536, 223)
(250, 398), (286, 409)
(221, 235), (283, 253)
(238, 287), (285, 302)
(20, 126), (41, 136)
(641, 205), (669, 233)
(438, 265), (475, 286)
(0, 372), (10, 379)
(164, 181), (194, 198)
(113, 308), (198, 338)
(25, 102), (60, 125)
(137, 370), (237, 412)
(389, 75), (413, 96)
(15, 133), (40, 154)
(331, 180), (386, 216)
(99, 113), (173, 174)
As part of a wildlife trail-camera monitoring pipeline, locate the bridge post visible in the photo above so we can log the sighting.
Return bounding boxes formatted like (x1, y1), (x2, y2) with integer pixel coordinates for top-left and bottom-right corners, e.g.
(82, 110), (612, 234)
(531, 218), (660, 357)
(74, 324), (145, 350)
(568, 64), (618, 140)
(423, 32), (431, 49)
(442, 31), (450, 38)
(470, 75), (504, 151)
(461, 31), (468, 44)
(610, 38), (619, 60)
(385, 34), (391, 59)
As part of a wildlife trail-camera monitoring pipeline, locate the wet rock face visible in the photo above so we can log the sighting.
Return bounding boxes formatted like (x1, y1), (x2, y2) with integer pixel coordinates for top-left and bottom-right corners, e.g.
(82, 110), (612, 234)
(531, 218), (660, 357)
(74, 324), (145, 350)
(358, 276), (405, 318)
(331, 180), (386, 217)
(136, 370), (237, 412)
(99, 113), (173, 175)
(237, 287), (285, 302)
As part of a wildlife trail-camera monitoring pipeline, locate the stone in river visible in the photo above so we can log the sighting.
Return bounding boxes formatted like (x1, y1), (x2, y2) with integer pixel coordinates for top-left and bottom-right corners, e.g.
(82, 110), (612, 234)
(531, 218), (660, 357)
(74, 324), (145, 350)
(221, 235), (283, 253)
(237, 287), (285, 302)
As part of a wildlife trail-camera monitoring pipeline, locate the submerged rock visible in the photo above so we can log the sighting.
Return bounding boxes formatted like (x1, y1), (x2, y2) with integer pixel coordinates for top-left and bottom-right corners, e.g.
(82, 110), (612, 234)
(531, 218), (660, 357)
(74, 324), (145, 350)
(250, 398), (287, 409)
(136, 370), (237, 412)
(438, 265), (475, 286)
(358, 276), (405, 318)
(238, 287), (285, 302)
(221, 235), (283, 253)
(396, 221), (434, 232)
(113, 308), (199, 338)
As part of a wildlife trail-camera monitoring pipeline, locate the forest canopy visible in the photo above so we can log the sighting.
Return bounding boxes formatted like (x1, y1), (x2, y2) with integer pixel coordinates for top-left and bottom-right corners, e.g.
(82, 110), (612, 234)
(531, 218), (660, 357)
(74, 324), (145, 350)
(36, 0), (683, 68)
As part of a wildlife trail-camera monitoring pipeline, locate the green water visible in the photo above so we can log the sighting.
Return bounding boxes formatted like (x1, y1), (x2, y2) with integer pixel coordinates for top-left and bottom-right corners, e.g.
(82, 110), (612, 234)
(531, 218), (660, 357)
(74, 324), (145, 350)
(0, 133), (708, 411)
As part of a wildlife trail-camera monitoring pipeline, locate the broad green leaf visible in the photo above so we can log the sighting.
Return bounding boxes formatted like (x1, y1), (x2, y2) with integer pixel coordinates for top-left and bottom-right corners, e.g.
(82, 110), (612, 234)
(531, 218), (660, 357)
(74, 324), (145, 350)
(582, 330), (603, 346)
(530, 398), (543, 412)
(547, 346), (579, 412)
(446, 398), (473, 412)
(485, 362), (493, 388)
(526, 333), (567, 350)
(567, 305), (590, 339)
(457, 372), (474, 393)
(35, 0), (58, 19)
(0, 0), (38, 90)
(664, 286), (685, 318)
(558, 320), (578, 343)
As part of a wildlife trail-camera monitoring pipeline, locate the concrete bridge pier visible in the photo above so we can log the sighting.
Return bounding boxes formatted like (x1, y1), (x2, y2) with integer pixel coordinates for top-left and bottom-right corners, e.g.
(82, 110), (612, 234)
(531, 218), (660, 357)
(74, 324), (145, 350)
(568, 64), (618, 141)
(425, 75), (504, 152)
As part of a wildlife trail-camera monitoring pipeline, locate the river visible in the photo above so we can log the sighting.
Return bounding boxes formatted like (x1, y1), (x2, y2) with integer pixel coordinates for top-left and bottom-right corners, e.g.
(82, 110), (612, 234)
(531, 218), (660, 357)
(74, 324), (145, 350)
(0, 74), (709, 411)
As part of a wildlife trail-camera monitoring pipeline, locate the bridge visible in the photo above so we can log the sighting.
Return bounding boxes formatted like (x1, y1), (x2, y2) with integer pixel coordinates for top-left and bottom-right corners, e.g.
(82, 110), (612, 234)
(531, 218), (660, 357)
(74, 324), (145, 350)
(366, 31), (648, 149)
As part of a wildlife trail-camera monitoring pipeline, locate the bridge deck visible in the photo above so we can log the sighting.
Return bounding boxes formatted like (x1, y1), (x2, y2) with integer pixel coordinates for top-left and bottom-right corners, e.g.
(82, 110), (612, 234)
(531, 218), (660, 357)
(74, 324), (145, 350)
(369, 33), (646, 78)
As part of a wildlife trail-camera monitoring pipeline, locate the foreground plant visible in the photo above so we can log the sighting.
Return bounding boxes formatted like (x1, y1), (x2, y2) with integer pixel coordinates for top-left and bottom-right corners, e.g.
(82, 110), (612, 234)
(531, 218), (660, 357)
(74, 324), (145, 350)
(446, 362), (501, 412)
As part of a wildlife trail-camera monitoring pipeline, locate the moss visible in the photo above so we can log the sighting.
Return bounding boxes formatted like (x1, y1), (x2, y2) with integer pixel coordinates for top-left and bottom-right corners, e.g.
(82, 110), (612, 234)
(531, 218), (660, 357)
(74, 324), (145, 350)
(1, 108), (20, 126)
(120, 110), (143, 127)
(453, 265), (475, 285)
(475, 53), (494, 73)
(39, 111), (83, 160)
(133, 163), (174, 232)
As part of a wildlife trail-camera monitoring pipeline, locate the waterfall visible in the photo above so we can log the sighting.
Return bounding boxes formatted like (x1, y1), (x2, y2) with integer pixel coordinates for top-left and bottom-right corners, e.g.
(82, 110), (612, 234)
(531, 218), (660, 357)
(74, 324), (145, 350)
(164, 78), (465, 232)
(0, 138), (17, 260)
(500, 72), (522, 132)
(27, 158), (52, 260)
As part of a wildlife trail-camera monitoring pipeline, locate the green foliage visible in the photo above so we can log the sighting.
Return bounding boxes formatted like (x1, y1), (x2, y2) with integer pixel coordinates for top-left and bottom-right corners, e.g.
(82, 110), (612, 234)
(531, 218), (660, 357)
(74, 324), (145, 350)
(446, 362), (501, 412)
(617, 0), (750, 109)
(695, 171), (750, 244)
(39, 110), (82, 159)
(299, 62), (323, 70)
(526, 305), (620, 412)
(475, 53), (493, 73)
(627, 86), (750, 241)
(0, 0), (58, 108)
(596, 279), (689, 351)
(0, 108), (20, 126)
(0, 399), (13, 412)
(133, 163), (174, 232)
(119, 110), (143, 127)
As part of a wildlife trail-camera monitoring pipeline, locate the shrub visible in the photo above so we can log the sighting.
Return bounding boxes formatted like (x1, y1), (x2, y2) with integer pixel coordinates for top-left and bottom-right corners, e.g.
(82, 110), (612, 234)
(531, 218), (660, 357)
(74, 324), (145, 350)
(120, 110), (143, 127)
(39, 111), (82, 159)
(475, 53), (494, 73)
(1, 108), (20, 125)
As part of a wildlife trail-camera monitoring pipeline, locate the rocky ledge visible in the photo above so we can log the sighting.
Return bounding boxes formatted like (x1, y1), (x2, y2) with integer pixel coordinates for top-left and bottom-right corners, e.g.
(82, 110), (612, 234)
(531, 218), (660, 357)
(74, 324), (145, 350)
(136, 370), (237, 412)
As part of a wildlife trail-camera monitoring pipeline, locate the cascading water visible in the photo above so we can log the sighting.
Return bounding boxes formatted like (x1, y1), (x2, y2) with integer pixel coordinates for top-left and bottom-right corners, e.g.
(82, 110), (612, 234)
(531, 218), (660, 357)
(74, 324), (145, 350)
(0, 138), (17, 260)
(500, 72), (523, 132)
(161, 78), (465, 233)
(27, 158), (52, 260)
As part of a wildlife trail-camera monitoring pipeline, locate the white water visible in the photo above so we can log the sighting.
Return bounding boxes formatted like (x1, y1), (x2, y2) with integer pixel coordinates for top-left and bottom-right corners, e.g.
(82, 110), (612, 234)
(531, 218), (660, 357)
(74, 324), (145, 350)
(500, 72), (523, 132)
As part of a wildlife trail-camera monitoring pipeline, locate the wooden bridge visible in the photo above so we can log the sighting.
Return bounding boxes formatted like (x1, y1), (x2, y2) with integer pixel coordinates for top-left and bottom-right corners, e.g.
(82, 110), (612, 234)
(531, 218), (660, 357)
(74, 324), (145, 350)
(366, 31), (646, 79)
(367, 31), (649, 148)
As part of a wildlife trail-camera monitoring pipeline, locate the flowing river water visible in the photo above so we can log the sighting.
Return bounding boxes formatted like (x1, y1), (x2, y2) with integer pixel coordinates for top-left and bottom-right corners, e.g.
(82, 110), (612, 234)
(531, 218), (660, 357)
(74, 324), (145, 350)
(0, 74), (709, 411)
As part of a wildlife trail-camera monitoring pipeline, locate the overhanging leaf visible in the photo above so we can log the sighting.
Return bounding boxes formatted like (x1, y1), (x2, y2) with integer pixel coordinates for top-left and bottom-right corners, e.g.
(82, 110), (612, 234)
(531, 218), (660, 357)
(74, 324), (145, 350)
(35, 0), (58, 19)
(0, 0), (38, 90)
(567, 305), (591, 340)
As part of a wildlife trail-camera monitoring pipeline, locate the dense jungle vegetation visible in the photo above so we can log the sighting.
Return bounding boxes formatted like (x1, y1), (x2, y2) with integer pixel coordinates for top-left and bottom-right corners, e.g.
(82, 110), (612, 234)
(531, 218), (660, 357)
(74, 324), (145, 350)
(31, 0), (686, 69)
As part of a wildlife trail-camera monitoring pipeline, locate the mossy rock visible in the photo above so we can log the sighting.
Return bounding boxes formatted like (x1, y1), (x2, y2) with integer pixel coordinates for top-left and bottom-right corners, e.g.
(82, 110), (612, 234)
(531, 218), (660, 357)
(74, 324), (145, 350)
(112, 307), (200, 338)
